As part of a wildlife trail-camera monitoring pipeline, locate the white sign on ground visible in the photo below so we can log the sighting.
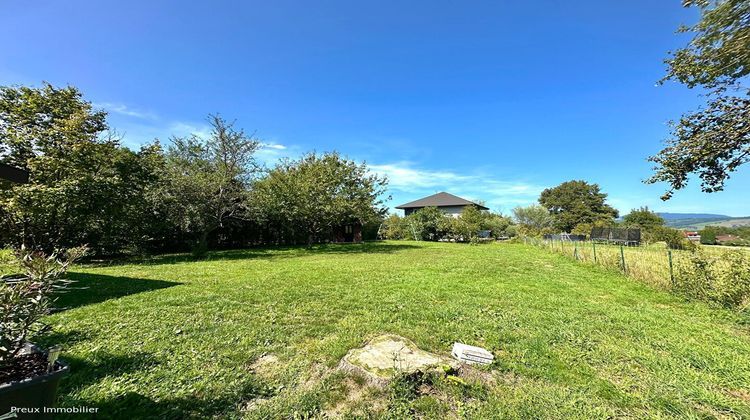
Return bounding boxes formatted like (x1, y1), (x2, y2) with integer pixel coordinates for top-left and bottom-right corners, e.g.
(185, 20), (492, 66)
(451, 342), (494, 365)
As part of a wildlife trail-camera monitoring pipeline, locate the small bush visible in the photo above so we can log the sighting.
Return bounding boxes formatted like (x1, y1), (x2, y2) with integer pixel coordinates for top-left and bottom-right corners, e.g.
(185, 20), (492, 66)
(383, 207), (516, 242)
(721, 239), (750, 247)
(710, 251), (750, 309)
(673, 251), (713, 301)
(0, 246), (86, 366)
(674, 250), (750, 311)
(700, 229), (717, 245)
(380, 214), (410, 240)
(645, 226), (695, 250)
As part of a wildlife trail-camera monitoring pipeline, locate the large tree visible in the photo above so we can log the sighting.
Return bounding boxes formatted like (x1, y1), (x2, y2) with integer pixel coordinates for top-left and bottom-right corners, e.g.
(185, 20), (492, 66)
(648, 0), (750, 199)
(162, 115), (260, 255)
(0, 83), (165, 254)
(252, 152), (388, 245)
(538, 180), (618, 233)
(622, 206), (665, 229)
(0, 83), (108, 171)
(512, 204), (554, 236)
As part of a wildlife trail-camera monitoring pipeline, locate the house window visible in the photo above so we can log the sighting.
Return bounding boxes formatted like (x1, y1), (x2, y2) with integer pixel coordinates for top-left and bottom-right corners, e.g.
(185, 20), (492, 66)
(345, 225), (352, 234)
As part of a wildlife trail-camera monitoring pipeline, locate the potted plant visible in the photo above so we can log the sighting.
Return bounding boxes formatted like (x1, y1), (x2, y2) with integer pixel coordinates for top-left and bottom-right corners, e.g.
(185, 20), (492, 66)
(0, 247), (85, 419)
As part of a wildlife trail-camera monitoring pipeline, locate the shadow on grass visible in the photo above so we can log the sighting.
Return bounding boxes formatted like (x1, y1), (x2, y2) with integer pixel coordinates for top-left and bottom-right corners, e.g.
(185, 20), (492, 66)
(36, 329), (93, 349)
(58, 351), (160, 392)
(87, 241), (421, 268)
(56, 350), (272, 419)
(59, 384), (270, 419)
(54, 273), (181, 311)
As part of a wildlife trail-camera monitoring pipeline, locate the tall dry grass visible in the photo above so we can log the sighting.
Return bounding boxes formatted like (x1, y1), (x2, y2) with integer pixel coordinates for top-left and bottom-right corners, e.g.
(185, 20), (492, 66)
(524, 238), (750, 311)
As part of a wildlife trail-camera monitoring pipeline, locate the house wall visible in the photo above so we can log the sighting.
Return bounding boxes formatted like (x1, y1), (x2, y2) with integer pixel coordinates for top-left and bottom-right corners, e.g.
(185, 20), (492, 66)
(438, 206), (468, 217)
(404, 206), (467, 217)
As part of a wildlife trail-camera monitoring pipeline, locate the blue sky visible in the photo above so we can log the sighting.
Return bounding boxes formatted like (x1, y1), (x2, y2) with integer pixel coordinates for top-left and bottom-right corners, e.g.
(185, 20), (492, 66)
(2, 1), (748, 216)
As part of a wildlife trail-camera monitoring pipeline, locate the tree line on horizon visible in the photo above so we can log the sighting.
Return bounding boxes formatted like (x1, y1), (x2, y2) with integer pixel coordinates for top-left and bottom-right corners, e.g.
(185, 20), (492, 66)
(3, 0), (747, 257)
(0, 84), (387, 256)
(381, 180), (698, 250)
(0, 81), (720, 256)
(1, 81), (739, 256)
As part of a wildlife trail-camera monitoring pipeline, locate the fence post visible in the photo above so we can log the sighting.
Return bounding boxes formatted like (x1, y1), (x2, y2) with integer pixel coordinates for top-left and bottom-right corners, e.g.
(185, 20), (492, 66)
(592, 242), (597, 263)
(668, 250), (674, 288)
(619, 245), (626, 273)
(574, 242), (578, 260)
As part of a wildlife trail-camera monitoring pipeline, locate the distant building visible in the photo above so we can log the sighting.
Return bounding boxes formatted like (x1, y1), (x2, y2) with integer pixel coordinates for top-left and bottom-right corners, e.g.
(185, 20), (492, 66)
(332, 223), (362, 243)
(396, 192), (488, 217)
(683, 231), (701, 242)
(716, 234), (741, 244)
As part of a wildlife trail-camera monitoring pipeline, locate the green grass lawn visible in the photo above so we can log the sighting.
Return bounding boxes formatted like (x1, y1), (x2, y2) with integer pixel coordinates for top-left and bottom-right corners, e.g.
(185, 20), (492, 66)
(0, 248), (16, 277)
(37, 241), (750, 418)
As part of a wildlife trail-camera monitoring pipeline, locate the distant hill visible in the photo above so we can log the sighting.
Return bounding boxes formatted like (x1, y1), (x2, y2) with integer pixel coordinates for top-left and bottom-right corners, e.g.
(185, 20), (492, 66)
(657, 213), (730, 221)
(688, 218), (750, 230)
(657, 213), (750, 229)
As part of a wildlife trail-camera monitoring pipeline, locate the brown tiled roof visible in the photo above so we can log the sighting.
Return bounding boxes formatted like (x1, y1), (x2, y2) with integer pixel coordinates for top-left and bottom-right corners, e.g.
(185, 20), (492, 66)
(395, 192), (488, 210)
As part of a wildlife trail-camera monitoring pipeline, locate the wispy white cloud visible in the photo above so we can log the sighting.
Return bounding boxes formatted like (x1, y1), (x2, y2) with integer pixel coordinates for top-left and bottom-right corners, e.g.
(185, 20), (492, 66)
(94, 102), (158, 120)
(255, 140), (303, 167)
(114, 120), (213, 149)
(369, 161), (544, 213)
(262, 142), (287, 150)
(368, 162), (473, 190)
(168, 122), (212, 138)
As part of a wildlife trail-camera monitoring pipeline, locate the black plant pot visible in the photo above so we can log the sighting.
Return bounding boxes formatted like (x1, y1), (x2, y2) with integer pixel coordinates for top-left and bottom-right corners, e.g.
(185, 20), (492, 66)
(0, 361), (69, 419)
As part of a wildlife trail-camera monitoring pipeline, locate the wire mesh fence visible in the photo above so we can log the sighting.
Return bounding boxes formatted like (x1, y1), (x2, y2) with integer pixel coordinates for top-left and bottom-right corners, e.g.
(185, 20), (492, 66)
(523, 236), (690, 289)
(523, 237), (750, 311)
(542, 234), (587, 242)
(590, 227), (641, 245)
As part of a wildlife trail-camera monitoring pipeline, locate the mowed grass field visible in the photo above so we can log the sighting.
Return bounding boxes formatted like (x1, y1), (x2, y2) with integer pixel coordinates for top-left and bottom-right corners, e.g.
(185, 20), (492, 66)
(29, 241), (750, 418)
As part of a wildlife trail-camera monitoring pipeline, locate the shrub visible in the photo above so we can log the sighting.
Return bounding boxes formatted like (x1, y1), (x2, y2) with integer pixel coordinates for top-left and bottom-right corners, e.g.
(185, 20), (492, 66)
(484, 213), (514, 239)
(383, 207), (517, 242)
(409, 207), (453, 241)
(512, 205), (554, 237)
(711, 251), (750, 309)
(645, 226), (695, 250)
(674, 250), (750, 311)
(699, 228), (718, 245)
(673, 251), (713, 301)
(381, 215), (409, 240)
(0, 247), (86, 367)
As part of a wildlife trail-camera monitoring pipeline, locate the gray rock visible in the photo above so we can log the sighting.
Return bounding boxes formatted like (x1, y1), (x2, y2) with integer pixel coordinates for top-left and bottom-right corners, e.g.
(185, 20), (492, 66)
(338, 334), (459, 386)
